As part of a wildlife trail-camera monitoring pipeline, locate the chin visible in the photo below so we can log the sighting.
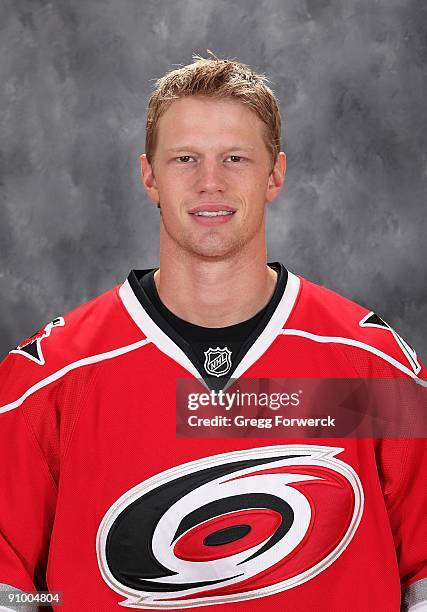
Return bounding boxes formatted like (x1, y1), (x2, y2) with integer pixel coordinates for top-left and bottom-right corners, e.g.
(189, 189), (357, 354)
(186, 240), (246, 260)
(171, 227), (253, 259)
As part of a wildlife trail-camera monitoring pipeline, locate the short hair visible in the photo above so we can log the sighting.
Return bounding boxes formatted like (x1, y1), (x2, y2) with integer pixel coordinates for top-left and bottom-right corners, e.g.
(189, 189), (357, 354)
(145, 53), (282, 169)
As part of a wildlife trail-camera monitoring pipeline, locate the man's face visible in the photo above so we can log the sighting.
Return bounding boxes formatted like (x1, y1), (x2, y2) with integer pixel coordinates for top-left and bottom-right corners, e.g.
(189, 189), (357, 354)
(141, 96), (286, 260)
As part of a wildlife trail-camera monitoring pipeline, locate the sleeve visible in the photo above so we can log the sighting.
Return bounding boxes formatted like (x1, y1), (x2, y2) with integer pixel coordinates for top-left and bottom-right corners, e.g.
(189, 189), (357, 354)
(348, 312), (427, 611)
(375, 437), (427, 612)
(374, 356), (427, 612)
(0, 353), (59, 611)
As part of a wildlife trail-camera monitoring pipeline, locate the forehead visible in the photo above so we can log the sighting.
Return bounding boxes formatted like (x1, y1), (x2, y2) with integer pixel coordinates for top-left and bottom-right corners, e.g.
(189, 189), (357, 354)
(155, 96), (267, 149)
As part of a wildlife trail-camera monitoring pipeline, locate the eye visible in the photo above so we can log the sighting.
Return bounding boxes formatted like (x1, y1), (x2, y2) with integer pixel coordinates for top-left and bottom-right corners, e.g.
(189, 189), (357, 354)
(176, 155), (194, 163)
(226, 155), (244, 163)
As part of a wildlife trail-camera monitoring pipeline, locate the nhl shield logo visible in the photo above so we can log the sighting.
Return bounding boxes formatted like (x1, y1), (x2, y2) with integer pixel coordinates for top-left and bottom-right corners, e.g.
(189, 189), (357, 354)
(204, 346), (232, 377)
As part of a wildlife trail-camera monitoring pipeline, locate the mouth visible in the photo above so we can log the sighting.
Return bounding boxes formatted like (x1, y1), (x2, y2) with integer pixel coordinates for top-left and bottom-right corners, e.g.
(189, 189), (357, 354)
(188, 204), (236, 225)
(190, 210), (235, 217)
(189, 203), (236, 216)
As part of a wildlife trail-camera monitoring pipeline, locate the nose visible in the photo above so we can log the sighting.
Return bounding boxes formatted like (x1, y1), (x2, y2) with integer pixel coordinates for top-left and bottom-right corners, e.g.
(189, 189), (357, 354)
(194, 159), (227, 195)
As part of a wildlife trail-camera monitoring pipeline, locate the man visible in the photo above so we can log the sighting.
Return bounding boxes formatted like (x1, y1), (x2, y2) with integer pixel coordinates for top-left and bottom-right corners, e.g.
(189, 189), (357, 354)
(0, 56), (425, 611)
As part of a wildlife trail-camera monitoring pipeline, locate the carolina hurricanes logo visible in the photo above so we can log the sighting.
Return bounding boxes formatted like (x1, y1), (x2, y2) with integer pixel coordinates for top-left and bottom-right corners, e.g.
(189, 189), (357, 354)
(359, 311), (421, 375)
(204, 347), (232, 377)
(10, 317), (65, 365)
(96, 445), (364, 608)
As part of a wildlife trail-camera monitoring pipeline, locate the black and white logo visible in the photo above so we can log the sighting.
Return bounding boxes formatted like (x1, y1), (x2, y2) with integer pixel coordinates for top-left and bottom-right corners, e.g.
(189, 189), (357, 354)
(11, 317), (65, 365)
(359, 311), (421, 375)
(96, 445), (364, 609)
(203, 347), (232, 377)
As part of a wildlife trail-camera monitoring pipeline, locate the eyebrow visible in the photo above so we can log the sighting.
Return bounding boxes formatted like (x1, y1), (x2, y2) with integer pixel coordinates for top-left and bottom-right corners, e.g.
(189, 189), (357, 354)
(165, 145), (255, 153)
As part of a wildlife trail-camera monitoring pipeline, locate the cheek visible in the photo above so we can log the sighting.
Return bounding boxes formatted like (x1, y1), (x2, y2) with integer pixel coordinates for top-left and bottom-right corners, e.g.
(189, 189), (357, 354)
(245, 176), (270, 202)
(158, 170), (189, 194)
(156, 178), (188, 215)
(157, 176), (179, 198)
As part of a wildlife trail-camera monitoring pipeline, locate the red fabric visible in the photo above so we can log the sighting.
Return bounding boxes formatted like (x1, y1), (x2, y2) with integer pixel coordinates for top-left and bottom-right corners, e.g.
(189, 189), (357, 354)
(0, 275), (425, 611)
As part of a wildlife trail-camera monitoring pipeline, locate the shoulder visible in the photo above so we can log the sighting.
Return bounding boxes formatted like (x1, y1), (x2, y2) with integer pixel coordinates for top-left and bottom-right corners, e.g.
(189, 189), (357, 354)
(286, 273), (424, 379)
(0, 283), (148, 412)
(8, 285), (132, 367)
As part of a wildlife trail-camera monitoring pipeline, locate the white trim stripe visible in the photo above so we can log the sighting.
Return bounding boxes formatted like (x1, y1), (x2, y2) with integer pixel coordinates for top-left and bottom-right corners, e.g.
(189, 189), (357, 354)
(222, 272), (301, 391)
(0, 339), (151, 414)
(403, 577), (427, 611)
(119, 280), (204, 383)
(280, 329), (427, 386)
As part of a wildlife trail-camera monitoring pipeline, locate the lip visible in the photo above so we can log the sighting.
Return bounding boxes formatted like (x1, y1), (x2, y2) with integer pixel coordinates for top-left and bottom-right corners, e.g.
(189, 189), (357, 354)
(188, 204), (236, 214)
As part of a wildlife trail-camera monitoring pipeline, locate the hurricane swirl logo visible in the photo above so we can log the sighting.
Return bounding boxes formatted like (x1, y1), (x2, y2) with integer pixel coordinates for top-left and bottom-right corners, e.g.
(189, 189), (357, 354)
(96, 445), (364, 609)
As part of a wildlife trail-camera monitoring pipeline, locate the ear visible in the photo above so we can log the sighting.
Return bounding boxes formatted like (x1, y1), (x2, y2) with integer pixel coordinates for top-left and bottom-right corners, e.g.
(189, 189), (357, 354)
(266, 152), (286, 203)
(140, 154), (160, 204)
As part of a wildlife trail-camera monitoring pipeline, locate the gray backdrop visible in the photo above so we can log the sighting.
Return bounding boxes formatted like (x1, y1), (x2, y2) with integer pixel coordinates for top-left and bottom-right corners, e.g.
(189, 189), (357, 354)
(1, 0), (426, 360)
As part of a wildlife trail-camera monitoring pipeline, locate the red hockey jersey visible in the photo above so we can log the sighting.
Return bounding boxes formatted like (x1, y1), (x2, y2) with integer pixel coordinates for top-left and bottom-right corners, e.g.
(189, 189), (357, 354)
(0, 269), (426, 611)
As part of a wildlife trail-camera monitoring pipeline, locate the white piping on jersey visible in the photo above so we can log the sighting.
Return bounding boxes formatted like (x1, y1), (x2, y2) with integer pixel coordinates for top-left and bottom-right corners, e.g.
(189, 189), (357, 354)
(0, 339), (151, 414)
(280, 329), (427, 386)
(119, 280), (206, 385)
(119, 271), (301, 393)
(403, 575), (427, 611)
(222, 272), (301, 392)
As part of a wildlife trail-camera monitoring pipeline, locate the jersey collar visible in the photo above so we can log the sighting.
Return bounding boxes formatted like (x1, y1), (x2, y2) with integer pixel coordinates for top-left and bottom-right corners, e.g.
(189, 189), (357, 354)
(118, 263), (300, 391)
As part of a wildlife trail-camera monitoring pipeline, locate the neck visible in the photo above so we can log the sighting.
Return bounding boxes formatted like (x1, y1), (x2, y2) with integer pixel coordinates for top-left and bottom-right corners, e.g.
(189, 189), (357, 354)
(153, 235), (277, 328)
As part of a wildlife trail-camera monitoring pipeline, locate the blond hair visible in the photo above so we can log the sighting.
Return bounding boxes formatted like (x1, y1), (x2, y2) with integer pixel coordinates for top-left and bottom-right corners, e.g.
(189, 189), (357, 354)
(145, 53), (281, 169)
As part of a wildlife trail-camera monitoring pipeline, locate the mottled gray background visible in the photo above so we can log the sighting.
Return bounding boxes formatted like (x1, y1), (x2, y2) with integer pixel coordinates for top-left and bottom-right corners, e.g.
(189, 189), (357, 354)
(1, 0), (426, 360)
